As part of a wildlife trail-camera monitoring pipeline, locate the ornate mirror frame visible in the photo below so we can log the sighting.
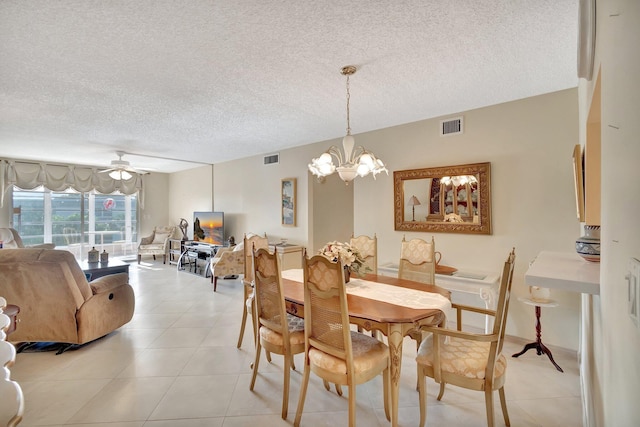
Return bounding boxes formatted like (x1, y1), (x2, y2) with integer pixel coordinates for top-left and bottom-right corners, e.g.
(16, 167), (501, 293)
(394, 162), (492, 234)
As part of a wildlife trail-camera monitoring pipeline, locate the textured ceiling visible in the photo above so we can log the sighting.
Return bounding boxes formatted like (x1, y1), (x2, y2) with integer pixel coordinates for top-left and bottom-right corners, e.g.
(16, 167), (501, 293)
(0, 0), (579, 173)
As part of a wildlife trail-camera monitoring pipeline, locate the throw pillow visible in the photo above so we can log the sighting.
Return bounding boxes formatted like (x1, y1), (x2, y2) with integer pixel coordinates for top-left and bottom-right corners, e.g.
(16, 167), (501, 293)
(152, 232), (170, 244)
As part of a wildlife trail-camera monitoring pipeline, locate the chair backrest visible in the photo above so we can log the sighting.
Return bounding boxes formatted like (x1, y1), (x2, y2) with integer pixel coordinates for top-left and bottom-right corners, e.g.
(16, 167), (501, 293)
(398, 236), (435, 284)
(349, 233), (377, 274)
(253, 248), (289, 340)
(244, 233), (269, 283)
(302, 253), (353, 366)
(63, 227), (81, 245)
(0, 228), (22, 249)
(490, 248), (516, 361)
(152, 226), (175, 247)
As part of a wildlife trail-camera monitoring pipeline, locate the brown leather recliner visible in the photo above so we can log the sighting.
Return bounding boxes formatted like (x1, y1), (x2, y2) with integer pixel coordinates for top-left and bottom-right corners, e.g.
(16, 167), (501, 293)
(0, 249), (134, 349)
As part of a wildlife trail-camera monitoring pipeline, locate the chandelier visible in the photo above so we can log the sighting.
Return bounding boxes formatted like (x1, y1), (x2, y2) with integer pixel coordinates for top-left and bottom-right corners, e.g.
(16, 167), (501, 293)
(308, 65), (388, 184)
(440, 175), (478, 187)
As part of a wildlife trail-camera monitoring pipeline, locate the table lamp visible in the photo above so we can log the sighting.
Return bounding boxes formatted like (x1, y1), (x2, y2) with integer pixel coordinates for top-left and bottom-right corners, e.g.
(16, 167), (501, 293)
(408, 195), (421, 221)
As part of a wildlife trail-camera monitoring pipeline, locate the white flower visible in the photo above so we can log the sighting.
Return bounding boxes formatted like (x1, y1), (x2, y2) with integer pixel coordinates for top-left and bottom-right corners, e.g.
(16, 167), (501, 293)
(318, 241), (370, 277)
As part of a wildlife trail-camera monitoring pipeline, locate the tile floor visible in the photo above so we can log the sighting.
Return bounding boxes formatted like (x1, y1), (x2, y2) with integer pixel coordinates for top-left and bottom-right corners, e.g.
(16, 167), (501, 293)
(10, 261), (584, 426)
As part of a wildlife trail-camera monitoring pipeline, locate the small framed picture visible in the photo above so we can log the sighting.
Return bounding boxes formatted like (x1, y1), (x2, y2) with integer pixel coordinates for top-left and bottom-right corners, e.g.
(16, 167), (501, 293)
(281, 178), (296, 226)
(573, 145), (585, 222)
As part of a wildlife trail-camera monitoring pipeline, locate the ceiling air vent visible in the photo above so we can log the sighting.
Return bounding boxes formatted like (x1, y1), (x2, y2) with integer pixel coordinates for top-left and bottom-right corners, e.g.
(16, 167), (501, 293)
(263, 153), (280, 165)
(440, 116), (464, 136)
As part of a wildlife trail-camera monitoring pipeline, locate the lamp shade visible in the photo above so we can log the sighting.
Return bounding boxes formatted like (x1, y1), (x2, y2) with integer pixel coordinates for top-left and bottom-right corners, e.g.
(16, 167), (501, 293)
(408, 195), (421, 206)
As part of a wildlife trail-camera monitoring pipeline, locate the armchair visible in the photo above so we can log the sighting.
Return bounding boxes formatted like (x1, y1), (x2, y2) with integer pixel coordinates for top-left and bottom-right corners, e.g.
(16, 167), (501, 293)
(0, 228), (55, 249)
(209, 246), (244, 292)
(0, 248), (135, 352)
(137, 226), (176, 264)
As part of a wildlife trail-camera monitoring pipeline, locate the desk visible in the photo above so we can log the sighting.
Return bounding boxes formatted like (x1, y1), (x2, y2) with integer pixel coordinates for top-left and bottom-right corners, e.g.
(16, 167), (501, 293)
(282, 271), (450, 427)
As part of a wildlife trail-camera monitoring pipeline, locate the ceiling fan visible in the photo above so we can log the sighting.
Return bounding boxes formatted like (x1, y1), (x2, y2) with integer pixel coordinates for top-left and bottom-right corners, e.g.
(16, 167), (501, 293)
(100, 151), (145, 180)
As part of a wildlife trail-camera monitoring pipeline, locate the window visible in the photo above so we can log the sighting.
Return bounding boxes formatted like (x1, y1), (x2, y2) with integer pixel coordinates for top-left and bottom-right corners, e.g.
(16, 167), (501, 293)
(12, 187), (138, 257)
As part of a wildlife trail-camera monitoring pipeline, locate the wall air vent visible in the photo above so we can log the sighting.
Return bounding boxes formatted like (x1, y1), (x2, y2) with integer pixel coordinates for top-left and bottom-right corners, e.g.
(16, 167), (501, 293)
(263, 153), (280, 165)
(440, 116), (464, 136)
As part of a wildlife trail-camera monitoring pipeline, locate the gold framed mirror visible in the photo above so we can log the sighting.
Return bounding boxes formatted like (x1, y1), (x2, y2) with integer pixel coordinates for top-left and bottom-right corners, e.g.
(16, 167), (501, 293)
(394, 162), (492, 234)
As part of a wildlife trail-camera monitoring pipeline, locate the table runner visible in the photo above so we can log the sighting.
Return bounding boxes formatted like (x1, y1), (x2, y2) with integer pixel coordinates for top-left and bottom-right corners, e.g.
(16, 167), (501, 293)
(282, 269), (451, 313)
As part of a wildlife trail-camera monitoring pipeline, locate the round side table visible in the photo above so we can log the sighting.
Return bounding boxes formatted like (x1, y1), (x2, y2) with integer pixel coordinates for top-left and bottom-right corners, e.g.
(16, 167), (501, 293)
(511, 297), (563, 372)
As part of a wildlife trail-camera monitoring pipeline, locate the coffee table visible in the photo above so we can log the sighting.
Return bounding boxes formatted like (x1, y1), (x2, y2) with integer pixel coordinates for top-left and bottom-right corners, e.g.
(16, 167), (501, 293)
(80, 259), (130, 280)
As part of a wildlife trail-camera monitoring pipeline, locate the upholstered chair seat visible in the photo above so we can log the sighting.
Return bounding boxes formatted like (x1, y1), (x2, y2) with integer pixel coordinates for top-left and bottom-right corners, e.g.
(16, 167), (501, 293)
(259, 313), (305, 347)
(417, 335), (507, 381)
(309, 331), (388, 375)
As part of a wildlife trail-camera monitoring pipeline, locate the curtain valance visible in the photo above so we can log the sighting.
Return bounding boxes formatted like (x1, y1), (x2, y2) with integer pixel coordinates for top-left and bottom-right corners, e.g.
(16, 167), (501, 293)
(0, 159), (145, 208)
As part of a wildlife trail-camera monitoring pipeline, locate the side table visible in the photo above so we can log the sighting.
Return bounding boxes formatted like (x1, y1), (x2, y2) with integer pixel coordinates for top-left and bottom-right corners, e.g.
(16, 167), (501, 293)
(512, 297), (563, 372)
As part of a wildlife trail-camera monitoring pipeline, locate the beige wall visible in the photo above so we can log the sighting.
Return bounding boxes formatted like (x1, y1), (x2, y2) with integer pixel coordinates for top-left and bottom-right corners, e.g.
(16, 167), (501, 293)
(167, 165), (213, 240)
(139, 173), (172, 238)
(310, 173), (354, 253)
(211, 88), (582, 351)
(582, 0), (640, 425)
(354, 89), (580, 349)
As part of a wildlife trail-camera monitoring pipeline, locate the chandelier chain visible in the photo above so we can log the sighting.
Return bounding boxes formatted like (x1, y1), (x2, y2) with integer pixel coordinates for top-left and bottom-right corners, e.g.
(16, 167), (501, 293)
(345, 73), (351, 136)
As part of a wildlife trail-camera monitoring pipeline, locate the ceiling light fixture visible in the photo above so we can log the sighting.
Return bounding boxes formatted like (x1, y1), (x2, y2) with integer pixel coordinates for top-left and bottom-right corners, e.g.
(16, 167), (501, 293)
(308, 65), (388, 184)
(108, 170), (133, 180)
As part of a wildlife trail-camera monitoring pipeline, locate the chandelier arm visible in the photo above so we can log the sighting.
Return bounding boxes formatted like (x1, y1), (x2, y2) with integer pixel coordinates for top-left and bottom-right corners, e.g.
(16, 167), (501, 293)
(326, 145), (344, 164)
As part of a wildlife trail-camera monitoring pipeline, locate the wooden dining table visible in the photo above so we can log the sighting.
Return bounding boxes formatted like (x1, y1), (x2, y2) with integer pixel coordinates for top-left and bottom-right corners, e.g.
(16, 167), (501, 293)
(281, 271), (451, 427)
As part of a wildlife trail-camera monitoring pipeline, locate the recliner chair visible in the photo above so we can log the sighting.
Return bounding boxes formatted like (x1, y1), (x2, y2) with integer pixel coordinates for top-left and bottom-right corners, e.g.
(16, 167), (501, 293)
(0, 248), (135, 352)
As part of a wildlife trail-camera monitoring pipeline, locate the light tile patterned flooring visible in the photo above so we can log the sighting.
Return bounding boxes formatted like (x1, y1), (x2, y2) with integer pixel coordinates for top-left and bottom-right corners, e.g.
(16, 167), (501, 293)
(11, 261), (584, 426)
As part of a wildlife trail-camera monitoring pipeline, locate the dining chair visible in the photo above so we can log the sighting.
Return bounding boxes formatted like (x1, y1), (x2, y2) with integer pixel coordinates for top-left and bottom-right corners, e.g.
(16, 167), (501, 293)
(350, 233), (379, 338)
(398, 235), (436, 285)
(415, 248), (516, 427)
(399, 236), (437, 352)
(237, 233), (269, 349)
(294, 253), (391, 427)
(249, 247), (305, 419)
(349, 233), (377, 275)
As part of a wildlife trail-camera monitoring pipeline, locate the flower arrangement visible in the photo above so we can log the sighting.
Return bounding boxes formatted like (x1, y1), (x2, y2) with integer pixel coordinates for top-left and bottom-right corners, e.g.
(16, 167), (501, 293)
(318, 241), (370, 277)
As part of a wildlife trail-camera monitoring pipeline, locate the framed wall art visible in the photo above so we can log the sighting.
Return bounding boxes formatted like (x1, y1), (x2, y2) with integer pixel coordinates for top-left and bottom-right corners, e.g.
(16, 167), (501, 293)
(281, 178), (296, 226)
(573, 144), (585, 222)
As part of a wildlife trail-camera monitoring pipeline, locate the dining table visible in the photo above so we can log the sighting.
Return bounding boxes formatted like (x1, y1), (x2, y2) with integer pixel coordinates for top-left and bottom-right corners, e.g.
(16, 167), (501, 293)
(281, 269), (452, 427)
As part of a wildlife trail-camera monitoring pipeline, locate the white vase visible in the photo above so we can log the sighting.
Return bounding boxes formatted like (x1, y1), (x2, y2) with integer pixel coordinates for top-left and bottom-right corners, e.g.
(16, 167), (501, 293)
(576, 225), (601, 262)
